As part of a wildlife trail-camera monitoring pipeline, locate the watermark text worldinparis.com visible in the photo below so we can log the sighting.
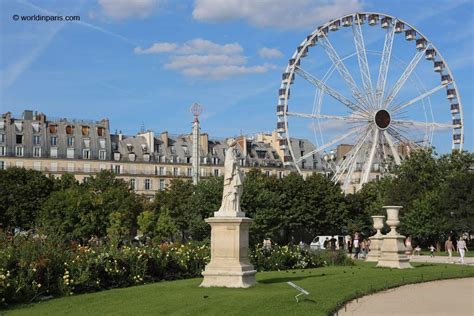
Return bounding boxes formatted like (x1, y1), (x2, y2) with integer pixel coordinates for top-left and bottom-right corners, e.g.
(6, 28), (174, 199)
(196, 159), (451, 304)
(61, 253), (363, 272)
(12, 14), (80, 22)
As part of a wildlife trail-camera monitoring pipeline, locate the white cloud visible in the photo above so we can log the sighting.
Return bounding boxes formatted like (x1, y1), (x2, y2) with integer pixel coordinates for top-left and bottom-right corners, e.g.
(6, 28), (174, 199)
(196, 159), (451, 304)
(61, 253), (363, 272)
(182, 65), (269, 78)
(165, 54), (247, 69)
(134, 42), (177, 54)
(99, 0), (158, 19)
(258, 47), (283, 58)
(193, 0), (363, 29)
(135, 38), (274, 79)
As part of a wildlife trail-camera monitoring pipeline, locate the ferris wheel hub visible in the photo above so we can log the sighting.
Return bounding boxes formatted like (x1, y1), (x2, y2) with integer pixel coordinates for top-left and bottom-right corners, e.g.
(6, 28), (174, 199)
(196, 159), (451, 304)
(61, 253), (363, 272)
(374, 109), (391, 130)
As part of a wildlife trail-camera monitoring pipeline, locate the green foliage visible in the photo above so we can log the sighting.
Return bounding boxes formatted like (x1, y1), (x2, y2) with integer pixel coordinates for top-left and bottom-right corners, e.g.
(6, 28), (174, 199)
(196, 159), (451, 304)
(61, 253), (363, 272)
(0, 168), (54, 230)
(39, 171), (142, 241)
(155, 209), (177, 242)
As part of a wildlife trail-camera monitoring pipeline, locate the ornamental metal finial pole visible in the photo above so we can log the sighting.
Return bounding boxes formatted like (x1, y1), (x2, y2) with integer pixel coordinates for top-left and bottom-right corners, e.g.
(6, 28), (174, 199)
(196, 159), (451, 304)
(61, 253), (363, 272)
(190, 103), (203, 185)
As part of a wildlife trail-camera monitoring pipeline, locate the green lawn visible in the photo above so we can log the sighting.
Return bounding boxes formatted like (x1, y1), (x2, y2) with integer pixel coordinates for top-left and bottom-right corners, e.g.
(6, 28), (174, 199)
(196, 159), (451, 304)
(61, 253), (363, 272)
(7, 262), (474, 316)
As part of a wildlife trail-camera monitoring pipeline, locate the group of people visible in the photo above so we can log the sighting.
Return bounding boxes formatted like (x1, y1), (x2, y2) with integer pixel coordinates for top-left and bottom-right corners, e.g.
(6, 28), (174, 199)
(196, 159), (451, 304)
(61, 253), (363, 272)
(346, 233), (371, 259)
(406, 235), (469, 264)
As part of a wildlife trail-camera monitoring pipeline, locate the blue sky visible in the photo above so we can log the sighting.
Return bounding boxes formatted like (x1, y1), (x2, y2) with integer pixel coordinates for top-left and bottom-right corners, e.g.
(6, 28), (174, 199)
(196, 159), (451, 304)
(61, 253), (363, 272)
(1, 0), (472, 153)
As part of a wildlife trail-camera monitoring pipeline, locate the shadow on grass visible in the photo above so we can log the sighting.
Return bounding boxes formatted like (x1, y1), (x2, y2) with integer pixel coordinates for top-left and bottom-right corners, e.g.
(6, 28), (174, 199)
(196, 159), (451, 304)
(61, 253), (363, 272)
(259, 273), (327, 284)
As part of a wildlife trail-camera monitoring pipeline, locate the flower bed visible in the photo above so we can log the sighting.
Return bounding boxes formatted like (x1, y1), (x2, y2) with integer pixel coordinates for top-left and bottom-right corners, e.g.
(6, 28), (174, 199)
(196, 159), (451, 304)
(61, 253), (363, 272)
(0, 235), (352, 308)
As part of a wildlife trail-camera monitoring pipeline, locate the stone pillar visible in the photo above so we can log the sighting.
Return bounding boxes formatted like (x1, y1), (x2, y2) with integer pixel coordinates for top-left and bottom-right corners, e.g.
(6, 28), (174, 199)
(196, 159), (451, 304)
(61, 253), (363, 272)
(377, 206), (413, 269)
(200, 217), (257, 288)
(366, 215), (385, 262)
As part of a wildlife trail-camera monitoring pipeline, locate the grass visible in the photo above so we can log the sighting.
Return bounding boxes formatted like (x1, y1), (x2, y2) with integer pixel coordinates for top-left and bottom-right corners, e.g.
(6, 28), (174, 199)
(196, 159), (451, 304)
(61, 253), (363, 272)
(6, 262), (474, 316)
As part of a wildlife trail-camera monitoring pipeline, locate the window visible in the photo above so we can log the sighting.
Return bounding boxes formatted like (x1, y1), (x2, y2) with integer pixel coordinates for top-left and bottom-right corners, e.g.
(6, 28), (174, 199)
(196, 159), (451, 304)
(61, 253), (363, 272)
(256, 151), (266, 159)
(50, 136), (57, 146)
(16, 146), (23, 157)
(83, 177), (90, 183)
(265, 171), (271, 177)
(97, 127), (105, 137)
(33, 147), (41, 157)
(173, 167), (179, 176)
(99, 139), (106, 149)
(50, 162), (57, 172)
(130, 179), (136, 190)
(159, 166), (165, 175)
(33, 135), (40, 145)
(187, 168), (192, 177)
(114, 152), (121, 161)
(278, 171), (283, 179)
(0, 161), (4, 170)
(67, 148), (74, 159)
(212, 157), (219, 165)
(0, 134), (5, 143)
(144, 179), (151, 190)
(186, 156), (191, 164)
(99, 150), (106, 160)
(50, 147), (58, 158)
(239, 159), (245, 166)
(67, 137), (74, 147)
(66, 125), (73, 135)
(213, 169), (219, 177)
(16, 135), (23, 144)
(201, 169), (207, 177)
(0, 146), (5, 156)
(83, 149), (91, 159)
(159, 179), (165, 190)
(114, 165), (121, 174)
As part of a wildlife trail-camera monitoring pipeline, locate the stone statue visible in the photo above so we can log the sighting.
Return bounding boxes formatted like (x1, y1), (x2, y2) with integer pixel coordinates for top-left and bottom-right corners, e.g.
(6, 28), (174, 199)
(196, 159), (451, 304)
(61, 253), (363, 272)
(215, 141), (244, 217)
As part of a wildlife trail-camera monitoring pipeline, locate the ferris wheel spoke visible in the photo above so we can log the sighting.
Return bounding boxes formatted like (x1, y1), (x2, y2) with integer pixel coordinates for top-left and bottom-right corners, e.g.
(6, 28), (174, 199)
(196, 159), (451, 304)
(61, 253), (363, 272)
(392, 119), (452, 129)
(375, 19), (396, 108)
(383, 130), (401, 165)
(295, 67), (371, 116)
(391, 83), (448, 113)
(360, 127), (379, 186)
(382, 44), (431, 109)
(319, 34), (371, 110)
(353, 15), (375, 110)
(333, 127), (370, 183)
(286, 111), (366, 121)
(295, 126), (364, 164)
(342, 129), (371, 192)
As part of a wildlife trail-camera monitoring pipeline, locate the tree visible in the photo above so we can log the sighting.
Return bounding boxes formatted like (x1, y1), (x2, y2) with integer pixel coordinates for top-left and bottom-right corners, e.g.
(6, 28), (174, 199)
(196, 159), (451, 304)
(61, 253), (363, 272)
(0, 167), (54, 230)
(155, 208), (177, 242)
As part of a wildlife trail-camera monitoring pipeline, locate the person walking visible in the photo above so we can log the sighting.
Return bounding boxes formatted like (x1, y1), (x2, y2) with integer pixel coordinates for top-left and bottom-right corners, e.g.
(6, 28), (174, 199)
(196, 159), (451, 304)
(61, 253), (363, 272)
(457, 236), (468, 264)
(429, 244), (435, 257)
(354, 233), (360, 259)
(445, 236), (455, 263)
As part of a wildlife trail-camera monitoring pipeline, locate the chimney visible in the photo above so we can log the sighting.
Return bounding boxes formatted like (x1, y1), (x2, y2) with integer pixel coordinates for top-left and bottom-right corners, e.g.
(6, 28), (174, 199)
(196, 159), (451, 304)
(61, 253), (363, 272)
(119, 130), (123, 141)
(161, 131), (169, 148)
(101, 118), (110, 129)
(199, 133), (209, 155)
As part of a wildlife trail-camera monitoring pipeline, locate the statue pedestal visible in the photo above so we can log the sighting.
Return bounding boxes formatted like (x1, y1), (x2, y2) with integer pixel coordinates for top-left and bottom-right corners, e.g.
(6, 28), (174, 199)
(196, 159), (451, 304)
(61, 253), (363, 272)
(366, 236), (382, 262)
(200, 216), (257, 288)
(366, 215), (385, 262)
(377, 234), (413, 269)
(376, 206), (413, 269)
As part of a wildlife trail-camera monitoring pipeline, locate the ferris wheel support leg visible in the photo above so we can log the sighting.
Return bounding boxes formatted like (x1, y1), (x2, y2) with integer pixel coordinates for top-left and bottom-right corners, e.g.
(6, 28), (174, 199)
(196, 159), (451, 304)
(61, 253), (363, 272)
(384, 130), (401, 165)
(360, 128), (379, 187)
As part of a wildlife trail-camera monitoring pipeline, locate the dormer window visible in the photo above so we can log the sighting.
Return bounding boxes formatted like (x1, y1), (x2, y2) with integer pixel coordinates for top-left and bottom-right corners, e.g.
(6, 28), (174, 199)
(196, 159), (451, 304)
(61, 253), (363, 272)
(66, 125), (74, 135)
(49, 124), (57, 134)
(129, 153), (136, 161)
(82, 126), (90, 136)
(143, 153), (150, 162)
(97, 127), (105, 137)
(141, 144), (148, 152)
(126, 144), (133, 152)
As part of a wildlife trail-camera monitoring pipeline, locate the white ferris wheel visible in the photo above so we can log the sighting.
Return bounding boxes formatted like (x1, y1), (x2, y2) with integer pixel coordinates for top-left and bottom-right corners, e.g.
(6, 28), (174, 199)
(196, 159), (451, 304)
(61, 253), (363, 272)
(276, 12), (464, 193)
